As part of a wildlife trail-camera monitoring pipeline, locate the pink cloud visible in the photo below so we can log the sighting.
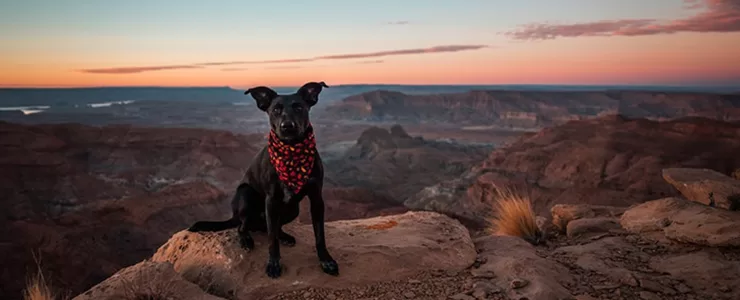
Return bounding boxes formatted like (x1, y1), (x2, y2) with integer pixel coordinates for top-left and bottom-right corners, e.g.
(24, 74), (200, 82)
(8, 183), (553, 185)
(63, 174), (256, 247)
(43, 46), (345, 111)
(79, 44), (487, 74)
(196, 61), (246, 66)
(196, 58), (313, 66)
(505, 0), (740, 40)
(356, 60), (385, 64)
(316, 45), (488, 60)
(387, 21), (409, 25)
(79, 65), (202, 74)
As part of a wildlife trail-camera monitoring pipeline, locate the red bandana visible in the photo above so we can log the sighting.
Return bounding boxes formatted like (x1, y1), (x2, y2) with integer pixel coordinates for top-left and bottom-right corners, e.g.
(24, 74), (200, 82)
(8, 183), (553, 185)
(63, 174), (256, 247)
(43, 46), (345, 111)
(267, 124), (317, 194)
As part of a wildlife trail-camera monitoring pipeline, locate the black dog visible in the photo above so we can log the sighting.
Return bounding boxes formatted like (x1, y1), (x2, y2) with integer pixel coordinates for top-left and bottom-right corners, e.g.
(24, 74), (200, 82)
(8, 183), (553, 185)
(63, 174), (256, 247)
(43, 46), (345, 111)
(187, 81), (338, 279)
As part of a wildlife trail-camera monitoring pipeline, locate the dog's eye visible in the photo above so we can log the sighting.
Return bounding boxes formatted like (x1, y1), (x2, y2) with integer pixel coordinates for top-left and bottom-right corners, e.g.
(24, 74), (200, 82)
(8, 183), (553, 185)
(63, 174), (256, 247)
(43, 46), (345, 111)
(272, 106), (282, 114)
(292, 105), (303, 112)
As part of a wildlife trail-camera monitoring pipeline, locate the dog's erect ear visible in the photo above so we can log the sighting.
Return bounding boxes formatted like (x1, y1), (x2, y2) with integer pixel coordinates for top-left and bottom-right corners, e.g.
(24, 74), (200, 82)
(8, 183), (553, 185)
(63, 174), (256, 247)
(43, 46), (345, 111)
(244, 86), (278, 111)
(298, 81), (329, 107)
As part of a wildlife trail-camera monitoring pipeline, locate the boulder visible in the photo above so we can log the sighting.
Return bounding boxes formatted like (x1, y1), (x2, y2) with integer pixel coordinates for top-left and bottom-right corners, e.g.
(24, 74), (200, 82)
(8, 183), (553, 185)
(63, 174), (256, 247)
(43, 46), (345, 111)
(620, 197), (740, 247)
(73, 261), (224, 300)
(662, 168), (740, 211)
(551, 204), (626, 232)
(148, 211), (476, 299)
(566, 217), (621, 239)
(473, 235), (574, 300)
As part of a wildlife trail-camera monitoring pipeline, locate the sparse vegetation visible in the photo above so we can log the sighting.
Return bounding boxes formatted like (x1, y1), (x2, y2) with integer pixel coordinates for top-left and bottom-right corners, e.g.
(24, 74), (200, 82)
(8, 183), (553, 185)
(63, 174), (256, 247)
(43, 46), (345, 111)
(487, 185), (544, 245)
(23, 254), (57, 300)
(23, 273), (56, 300)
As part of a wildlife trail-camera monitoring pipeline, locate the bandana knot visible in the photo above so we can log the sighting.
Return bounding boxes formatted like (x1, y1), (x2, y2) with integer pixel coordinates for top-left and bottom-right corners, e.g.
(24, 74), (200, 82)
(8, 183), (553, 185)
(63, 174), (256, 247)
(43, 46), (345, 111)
(267, 124), (317, 194)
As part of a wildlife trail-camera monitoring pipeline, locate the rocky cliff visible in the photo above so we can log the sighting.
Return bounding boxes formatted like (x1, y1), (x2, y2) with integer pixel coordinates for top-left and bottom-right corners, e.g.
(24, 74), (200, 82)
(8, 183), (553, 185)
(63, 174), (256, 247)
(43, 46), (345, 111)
(324, 90), (740, 128)
(0, 121), (410, 298)
(405, 115), (740, 225)
(74, 170), (740, 299)
(0, 121), (263, 298)
(324, 124), (491, 203)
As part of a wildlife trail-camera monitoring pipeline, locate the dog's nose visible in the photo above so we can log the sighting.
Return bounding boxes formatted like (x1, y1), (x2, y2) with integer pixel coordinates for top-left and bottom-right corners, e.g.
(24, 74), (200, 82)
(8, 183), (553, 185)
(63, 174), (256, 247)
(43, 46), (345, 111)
(280, 121), (296, 130)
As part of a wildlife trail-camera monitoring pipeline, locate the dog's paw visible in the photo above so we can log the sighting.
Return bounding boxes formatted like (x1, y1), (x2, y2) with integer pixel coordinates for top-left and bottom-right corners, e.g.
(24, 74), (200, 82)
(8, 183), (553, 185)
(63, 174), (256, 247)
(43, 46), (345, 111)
(279, 232), (296, 247)
(239, 235), (255, 250)
(319, 259), (339, 276)
(265, 259), (282, 278)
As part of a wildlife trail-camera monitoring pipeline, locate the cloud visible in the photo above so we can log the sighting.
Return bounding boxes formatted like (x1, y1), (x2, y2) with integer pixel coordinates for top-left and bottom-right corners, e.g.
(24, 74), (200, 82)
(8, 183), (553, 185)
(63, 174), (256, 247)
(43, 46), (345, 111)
(505, 0), (740, 40)
(387, 21), (409, 25)
(356, 60), (385, 64)
(197, 61), (246, 66)
(316, 45), (488, 60)
(81, 44), (487, 74)
(79, 65), (203, 74)
(196, 58), (313, 66)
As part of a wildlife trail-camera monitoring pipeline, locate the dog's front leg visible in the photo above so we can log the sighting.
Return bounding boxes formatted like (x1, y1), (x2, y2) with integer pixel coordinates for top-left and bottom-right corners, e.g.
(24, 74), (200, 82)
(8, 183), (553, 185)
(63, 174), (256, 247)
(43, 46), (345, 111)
(308, 187), (339, 276)
(264, 194), (283, 278)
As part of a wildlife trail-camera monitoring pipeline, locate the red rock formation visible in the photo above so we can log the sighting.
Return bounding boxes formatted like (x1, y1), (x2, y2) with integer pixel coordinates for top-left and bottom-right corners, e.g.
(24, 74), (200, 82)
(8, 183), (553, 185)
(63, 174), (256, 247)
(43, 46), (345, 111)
(405, 115), (740, 225)
(324, 124), (491, 203)
(0, 121), (264, 298)
(0, 121), (419, 298)
(325, 90), (740, 128)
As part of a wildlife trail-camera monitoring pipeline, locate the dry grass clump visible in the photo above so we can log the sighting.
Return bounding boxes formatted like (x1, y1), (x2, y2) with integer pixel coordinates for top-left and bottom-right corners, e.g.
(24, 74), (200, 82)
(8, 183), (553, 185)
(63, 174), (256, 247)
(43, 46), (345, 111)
(23, 253), (59, 300)
(23, 272), (56, 300)
(487, 185), (544, 245)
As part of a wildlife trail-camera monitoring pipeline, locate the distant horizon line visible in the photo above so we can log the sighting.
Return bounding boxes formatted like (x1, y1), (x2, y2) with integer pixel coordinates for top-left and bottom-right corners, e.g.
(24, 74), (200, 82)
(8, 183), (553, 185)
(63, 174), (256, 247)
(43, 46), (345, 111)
(2, 83), (740, 90)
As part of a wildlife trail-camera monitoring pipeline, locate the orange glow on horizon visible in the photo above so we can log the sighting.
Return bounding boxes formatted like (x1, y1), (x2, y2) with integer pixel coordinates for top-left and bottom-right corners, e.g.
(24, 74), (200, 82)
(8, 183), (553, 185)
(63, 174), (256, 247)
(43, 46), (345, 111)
(2, 33), (739, 88)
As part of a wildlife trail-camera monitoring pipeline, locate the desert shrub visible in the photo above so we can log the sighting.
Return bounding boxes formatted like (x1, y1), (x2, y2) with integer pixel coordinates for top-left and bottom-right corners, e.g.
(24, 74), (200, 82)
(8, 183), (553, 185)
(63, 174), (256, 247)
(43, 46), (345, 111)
(487, 185), (544, 245)
(23, 253), (66, 300)
(23, 271), (56, 300)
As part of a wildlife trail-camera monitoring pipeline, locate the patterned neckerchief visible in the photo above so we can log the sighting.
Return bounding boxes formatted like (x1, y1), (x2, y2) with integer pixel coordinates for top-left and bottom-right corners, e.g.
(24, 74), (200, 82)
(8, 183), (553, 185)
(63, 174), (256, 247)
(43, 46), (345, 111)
(267, 124), (317, 194)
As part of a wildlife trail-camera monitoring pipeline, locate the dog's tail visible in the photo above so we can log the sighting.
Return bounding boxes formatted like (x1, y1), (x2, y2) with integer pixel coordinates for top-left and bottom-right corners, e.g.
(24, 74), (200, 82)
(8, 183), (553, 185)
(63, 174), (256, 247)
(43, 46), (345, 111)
(187, 185), (245, 232)
(187, 217), (240, 232)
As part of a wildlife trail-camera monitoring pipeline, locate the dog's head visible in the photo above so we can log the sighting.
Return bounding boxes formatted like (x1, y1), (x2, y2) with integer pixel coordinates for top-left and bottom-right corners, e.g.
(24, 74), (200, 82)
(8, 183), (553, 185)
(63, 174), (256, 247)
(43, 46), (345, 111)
(244, 81), (328, 143)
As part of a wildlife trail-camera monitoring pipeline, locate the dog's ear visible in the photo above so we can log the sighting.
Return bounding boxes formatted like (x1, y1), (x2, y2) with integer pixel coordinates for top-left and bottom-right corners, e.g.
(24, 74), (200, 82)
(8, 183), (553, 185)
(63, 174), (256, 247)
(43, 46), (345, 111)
(298, 81), (329, 107)
(244, 86), (278, 111)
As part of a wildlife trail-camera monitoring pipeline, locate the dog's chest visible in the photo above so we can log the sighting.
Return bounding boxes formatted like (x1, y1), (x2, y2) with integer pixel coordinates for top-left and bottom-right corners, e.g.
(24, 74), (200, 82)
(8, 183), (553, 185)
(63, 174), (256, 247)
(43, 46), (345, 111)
(280, 177), (319, 204)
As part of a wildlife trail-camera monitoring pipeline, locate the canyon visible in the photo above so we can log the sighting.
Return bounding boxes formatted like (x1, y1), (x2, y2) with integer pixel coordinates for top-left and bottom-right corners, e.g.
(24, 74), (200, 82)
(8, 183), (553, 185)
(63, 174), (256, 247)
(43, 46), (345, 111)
(2, 86), (740, 299)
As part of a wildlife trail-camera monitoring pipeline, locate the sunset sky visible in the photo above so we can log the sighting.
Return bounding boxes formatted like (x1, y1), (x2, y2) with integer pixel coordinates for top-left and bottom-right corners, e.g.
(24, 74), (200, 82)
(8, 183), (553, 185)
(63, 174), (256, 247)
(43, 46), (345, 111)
(1, 0), (739, 88)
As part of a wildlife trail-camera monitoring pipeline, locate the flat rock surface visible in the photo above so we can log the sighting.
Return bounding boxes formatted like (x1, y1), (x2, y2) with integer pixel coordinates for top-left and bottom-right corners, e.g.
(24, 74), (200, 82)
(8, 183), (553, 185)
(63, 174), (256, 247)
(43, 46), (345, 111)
(649, 251), (740, 300)
(620, 197), (740, 247)
(546, 233), (740, 300)
(566, 217), (622, 239)
(73, 261), (224, 300)
(473, 235), (574, 300)
(662, 168), (740, 210)
(150, 211), (476, 299)
(73, 207), (740, 300)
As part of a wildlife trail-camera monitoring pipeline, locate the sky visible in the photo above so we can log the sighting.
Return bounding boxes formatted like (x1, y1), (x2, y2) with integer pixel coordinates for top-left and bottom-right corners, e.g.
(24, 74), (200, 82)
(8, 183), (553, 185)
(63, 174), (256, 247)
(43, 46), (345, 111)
(1, 0), (739, 88)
